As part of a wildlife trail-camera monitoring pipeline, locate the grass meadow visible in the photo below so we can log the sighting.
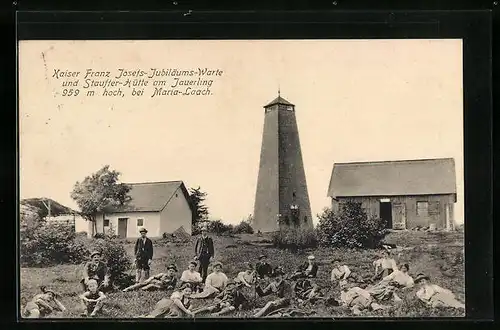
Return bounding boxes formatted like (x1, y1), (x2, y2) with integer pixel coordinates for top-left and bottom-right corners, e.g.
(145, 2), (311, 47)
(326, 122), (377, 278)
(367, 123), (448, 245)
(19, 230), (465, 318)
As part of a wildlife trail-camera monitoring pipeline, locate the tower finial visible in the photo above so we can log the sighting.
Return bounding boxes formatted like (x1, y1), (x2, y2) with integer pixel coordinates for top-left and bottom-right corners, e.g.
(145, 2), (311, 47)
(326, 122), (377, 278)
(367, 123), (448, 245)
(278, 85), (280, 97)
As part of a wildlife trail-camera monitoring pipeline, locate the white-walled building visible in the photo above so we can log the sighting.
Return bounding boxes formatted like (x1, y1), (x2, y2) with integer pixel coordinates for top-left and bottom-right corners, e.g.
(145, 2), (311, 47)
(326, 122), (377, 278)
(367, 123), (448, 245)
(92, 180), (193, 238)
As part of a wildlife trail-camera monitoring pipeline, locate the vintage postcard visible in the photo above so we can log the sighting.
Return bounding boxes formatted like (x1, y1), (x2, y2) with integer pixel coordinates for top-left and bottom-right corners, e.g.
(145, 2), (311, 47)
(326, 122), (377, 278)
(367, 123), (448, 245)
(19, 39), (465, 319)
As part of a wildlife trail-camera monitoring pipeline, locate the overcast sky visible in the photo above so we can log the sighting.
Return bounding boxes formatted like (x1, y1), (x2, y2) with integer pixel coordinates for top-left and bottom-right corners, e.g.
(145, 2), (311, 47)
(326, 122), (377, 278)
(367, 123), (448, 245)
(19, 39), (464, 225)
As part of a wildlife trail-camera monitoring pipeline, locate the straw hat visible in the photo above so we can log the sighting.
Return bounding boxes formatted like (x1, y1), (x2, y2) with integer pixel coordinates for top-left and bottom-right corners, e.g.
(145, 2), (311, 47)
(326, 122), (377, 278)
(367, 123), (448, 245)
(139, 227), (148, 233)
(307, 255), (315, 260)
(414, 273), (430, 283)
(90, 250), (101, 258)
(212, 261), (223, 268)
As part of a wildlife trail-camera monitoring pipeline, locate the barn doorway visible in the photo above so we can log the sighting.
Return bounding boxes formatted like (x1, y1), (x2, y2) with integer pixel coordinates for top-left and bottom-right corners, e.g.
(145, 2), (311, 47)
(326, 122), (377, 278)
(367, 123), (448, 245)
(379, 200), (393, 228)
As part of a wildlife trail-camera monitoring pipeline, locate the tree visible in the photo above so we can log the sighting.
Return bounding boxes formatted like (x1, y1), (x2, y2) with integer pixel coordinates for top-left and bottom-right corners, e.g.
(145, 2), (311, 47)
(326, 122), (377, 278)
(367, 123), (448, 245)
(70, 165), (131, 236)
(188, 186), (209, 234)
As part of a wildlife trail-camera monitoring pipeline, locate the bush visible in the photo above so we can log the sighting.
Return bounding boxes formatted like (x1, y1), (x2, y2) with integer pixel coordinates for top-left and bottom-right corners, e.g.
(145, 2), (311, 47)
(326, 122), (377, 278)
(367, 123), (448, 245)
(20, 223), (132, 285)
(316, 202), (389, 249)
(232, 220), (254, 234)
(85, 237), (132, 286)
(272, 227), (318, 252)
(206, 219), (233, 235)
(20, 223), (86, 266)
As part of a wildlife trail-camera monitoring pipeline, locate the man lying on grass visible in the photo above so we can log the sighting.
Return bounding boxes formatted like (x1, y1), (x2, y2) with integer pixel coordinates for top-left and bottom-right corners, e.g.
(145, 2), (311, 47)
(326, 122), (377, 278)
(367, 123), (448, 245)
(367, 263), (414, 303)
(414, 273), (465, 309)
(122, 264), (177, 292)
(23, 286), (67, 318)
(141, 283), (195, 318)
(338, 280), (388, 316)
(80, 279), (106, 317)
(252, 268), (293, 317)
(192, 280), (249, 316)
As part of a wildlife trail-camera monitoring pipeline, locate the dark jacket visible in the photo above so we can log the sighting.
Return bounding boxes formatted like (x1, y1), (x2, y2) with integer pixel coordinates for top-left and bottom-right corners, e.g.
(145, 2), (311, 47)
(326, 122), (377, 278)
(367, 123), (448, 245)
(134, 237), (154, 260)
(82, 261), (110, 282)
(217, 290), (248, 309)
(256, 262), (273, 278)
(299, 262), (318, 278)
(195, 236), (214, 258)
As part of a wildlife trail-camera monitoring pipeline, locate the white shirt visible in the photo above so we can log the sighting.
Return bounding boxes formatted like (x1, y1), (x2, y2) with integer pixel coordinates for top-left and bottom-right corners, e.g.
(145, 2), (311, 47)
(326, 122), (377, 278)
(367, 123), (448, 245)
(373, 258), (398, 271)
(416, 284), (453, 303)
(340, 287), (371, 306)
(235, 271), (255, 285)
(383, 270), (414, 287)
(331, 265), (351, 281)
(205, 272), (228, 290)
(180, 270), (202, 283)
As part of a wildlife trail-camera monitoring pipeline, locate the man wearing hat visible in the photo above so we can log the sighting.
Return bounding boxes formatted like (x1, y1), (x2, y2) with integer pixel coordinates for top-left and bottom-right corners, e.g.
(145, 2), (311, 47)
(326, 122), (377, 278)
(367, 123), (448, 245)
(193, 280), (249, 316)
(255, 254), (273, 279)
(414, 273), (465, 309)
(291, 255), (318, 280)
(194, 224), (214, 283)
(80, 250), (111, 292)
(122, 263), (178, 292)
(134, 226), (154, 283)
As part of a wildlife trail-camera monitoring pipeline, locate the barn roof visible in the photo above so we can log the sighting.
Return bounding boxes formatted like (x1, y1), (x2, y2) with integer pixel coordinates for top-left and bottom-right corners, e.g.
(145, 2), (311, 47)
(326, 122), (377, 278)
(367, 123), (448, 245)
(327, 158), (457, 199)
(264, 95), (294, 107)
(102, 181), (191, 213)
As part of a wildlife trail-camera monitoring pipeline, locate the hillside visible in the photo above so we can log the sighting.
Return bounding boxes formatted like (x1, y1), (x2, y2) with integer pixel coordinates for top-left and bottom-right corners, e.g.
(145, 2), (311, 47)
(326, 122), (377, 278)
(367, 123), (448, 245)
(20, 198), (77, 218)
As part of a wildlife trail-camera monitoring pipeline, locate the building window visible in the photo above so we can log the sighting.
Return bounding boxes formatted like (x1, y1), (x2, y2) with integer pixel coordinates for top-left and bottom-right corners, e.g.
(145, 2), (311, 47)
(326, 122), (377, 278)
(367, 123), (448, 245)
(304, 216), (308, 223)
(103, 219), (110, 227)
(416, 201), (429, 216)
(137, 218), (144, 227)
(175, 193), (178, 197)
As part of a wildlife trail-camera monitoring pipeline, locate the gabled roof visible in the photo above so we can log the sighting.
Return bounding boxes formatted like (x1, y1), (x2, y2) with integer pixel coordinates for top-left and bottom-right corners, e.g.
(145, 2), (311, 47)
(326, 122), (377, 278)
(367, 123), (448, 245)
(264, 95), (294, 108)
(103, 181), (191, 213)
(327, 158), (457, 199)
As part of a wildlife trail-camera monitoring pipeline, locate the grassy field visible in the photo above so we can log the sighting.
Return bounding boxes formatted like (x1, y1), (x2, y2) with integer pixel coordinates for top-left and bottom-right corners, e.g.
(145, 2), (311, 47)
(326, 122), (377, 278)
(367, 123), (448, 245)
(19, 230), (465, 318)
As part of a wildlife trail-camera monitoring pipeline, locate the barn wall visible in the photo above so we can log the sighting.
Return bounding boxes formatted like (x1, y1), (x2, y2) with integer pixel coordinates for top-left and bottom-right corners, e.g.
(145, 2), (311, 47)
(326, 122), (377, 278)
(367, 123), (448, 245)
(159, 186), (193, 235)
(95, 211), (161, 238)
(331, 194), (455, 229)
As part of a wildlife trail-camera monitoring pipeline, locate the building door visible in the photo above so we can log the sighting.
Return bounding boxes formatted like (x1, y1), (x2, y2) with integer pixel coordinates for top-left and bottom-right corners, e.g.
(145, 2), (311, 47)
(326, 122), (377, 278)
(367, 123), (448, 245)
(428, 201), (440, 229)
(392, 203), (406, 230)
(379, 201), (392, 228)
(118, 218), (128, 238)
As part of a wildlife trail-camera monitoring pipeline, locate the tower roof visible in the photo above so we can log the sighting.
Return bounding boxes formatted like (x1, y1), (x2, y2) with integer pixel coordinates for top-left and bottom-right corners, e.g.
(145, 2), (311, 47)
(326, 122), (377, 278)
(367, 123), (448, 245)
(264, 96), (295, 108)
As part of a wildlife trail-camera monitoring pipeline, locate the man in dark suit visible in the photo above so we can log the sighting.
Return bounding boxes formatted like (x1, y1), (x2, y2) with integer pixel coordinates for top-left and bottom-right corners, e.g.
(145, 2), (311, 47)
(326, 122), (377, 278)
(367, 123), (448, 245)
(194, 225), (214, 283)
(134, 227), (154, 283)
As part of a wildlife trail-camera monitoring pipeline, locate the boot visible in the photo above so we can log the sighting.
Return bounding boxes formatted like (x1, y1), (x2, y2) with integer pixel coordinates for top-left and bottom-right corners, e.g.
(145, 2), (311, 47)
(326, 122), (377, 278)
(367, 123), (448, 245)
(144, 270), (150, 281)
(136, 269), (142, 283)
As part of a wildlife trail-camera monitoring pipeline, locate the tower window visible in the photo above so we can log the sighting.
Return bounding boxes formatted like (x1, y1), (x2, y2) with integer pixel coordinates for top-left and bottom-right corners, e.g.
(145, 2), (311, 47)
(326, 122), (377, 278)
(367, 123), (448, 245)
(304, 216), (308, 223)
(292, 192), (296, 198)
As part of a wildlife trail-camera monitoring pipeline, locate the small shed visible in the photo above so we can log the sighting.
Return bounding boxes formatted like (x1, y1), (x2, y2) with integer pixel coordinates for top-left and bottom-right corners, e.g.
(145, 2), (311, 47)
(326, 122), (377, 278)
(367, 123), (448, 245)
(327, 158), (457, 230)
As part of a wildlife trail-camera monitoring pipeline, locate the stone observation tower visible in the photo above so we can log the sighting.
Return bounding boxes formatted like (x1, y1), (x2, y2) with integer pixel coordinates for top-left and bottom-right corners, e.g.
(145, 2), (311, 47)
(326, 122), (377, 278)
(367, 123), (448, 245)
(253, 92), (313, 232)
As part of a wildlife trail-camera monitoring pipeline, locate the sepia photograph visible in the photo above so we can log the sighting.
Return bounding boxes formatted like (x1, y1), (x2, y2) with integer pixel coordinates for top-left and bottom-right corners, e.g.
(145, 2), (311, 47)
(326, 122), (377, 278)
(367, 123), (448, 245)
(19, 39), (465, 319)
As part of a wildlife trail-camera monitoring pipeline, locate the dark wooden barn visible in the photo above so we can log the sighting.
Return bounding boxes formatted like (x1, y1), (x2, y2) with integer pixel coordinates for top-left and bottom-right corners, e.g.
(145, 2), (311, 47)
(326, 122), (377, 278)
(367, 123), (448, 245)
(327, 158), (457, 230)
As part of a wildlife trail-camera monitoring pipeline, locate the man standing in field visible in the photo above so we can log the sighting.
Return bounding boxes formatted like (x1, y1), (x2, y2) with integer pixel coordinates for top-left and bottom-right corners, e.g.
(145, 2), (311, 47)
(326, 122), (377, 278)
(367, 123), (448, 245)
(134, 227), (154, 283)
(194, 225), (214, 283)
